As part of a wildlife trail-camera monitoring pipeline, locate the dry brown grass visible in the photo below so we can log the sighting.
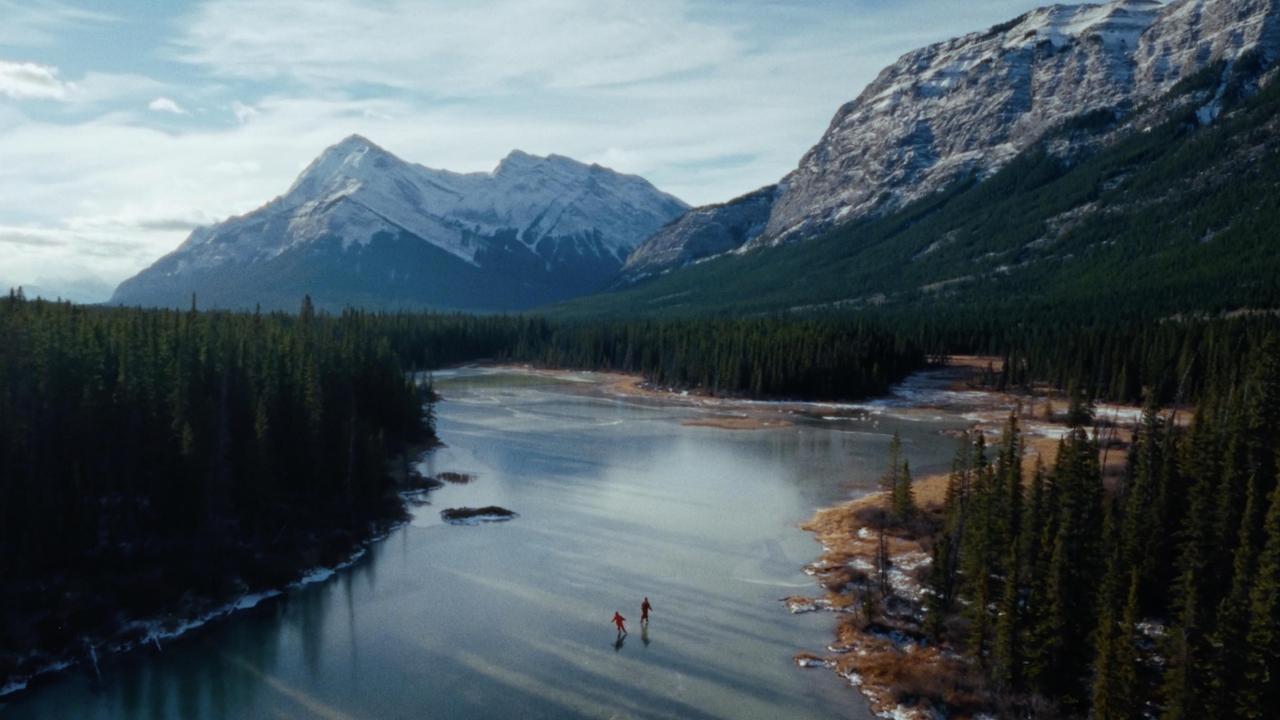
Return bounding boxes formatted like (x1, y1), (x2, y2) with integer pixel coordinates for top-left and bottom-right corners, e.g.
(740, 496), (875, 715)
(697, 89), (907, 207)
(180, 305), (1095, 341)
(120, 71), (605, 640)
(834, 642), (989, 715)
(797, 475), (968, 718)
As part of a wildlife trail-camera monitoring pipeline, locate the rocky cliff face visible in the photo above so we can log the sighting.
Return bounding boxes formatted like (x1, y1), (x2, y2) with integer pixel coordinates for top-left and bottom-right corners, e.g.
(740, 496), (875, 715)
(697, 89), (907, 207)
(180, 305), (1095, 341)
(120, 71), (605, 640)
(623, 0), (1278, 277)
(1134, 0), (1279, 93)
(757, 0), (1279, 248)
(619, 185), (778, 280)
(112, 136), (687, 311)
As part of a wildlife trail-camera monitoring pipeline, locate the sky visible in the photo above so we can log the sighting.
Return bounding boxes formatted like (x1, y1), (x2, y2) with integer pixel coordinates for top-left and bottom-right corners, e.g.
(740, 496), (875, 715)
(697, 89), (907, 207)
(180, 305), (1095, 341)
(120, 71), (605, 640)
(0, 0), (1052, 302)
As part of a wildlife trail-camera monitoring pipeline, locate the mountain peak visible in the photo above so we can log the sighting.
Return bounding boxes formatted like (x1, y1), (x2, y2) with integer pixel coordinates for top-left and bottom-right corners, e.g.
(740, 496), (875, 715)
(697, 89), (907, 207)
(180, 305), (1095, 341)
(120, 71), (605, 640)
(113, 137), (688, 312)
(998, 0), (1163, 51)
(493, 149), (590, 176)
(494, 148), (540, 172)
(287, 134), (402, 200)
(336, 132), (376, 147)
(755, 0), (1273, 246)
(320, 133), (396, 164)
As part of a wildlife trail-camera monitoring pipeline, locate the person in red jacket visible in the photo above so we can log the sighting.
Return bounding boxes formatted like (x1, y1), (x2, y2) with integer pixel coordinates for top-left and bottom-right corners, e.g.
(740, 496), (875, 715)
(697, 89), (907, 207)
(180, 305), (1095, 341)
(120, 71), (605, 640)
(641, 597), (653, 625)
(612, 611), (627, 635)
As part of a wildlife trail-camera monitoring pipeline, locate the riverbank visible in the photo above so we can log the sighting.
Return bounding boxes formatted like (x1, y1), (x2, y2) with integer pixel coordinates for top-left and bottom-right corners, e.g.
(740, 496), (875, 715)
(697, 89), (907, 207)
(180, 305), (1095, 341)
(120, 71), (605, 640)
(789, 359), (1154, 719)
(0, 447), (443, 700)
(795, 472), (985, 718)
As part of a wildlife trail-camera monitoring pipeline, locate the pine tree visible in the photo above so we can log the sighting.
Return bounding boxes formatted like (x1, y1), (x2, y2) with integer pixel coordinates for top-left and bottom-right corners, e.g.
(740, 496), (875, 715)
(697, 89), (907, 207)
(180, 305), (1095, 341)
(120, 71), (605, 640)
(1123, 395), (1165, 608)
(1206, 470), (1264, 714)
(1239, 479), (1280, 718)
(892, 459), (917, 521)
(925, 533), (955, 641)
(1091, 506), (1138, 720)
(1106, 570), (1142, 720)
(1027, 514), (1069, 698)
(1163, 411), (1222, 720)
(881, 431), (903, 494)
(991, 546), (1022, 694)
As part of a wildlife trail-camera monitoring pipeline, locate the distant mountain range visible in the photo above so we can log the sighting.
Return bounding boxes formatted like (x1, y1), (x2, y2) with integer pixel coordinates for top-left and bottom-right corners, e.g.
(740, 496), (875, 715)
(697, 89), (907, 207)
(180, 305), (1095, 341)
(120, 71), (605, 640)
(111, 136), (687, 311)
(114, 0), (1280, 317)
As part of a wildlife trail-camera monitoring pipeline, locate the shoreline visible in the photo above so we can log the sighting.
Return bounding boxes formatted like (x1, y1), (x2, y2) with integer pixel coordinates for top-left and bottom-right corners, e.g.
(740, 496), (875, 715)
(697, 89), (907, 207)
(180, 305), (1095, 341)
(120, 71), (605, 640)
(446, 362), (1152, 716)
(793, 473), (971, 719)
(789, 360), (1151, 719)
(0, 445), (444, 701)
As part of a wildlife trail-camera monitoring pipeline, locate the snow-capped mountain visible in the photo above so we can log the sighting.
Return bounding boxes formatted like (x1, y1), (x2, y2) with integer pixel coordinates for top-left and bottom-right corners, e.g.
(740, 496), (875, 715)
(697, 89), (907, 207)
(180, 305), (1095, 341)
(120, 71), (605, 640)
(112, 136), (687, 311)
(620, 185), (778, 280)
(623, 0), (1279, 277)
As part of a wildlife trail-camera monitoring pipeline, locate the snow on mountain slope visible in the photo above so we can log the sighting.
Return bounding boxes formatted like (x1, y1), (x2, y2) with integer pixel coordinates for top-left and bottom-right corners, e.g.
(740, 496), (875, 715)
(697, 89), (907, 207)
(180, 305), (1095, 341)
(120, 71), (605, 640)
(1134, 0), (1280, 93)
(623, 0), (1278, 278)
(112, 136), (687, 311)
(758, 0), (1169, 247)
(755, 0), (1280, 248)
(619, 185), (779, 280)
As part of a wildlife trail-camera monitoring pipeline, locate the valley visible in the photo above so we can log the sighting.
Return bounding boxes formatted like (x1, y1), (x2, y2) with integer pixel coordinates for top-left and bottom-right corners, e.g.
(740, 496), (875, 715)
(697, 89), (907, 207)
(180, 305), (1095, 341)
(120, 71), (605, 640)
(4, 0), (1280, 718)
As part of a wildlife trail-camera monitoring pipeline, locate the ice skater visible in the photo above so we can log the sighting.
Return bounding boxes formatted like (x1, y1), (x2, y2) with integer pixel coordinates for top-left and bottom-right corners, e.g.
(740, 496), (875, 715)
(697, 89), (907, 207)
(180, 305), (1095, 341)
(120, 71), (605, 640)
(612, 611), (628, 636)
(641, 597), (653, 626)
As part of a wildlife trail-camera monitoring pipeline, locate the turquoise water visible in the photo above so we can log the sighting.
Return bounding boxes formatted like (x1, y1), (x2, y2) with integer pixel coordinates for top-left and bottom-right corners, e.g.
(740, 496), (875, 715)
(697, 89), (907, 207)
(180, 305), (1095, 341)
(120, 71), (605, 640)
(2, 369), (964, 719)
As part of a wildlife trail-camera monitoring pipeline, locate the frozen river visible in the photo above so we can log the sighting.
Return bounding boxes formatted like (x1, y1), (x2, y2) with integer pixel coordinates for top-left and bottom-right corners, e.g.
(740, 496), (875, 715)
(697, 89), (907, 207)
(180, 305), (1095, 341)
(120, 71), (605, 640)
(3, 368), (968, 719)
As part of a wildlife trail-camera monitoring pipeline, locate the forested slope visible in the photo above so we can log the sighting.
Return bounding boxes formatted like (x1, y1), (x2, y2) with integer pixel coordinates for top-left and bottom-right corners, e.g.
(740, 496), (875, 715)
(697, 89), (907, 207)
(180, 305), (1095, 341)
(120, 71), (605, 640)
(555, 61), (1280, 322)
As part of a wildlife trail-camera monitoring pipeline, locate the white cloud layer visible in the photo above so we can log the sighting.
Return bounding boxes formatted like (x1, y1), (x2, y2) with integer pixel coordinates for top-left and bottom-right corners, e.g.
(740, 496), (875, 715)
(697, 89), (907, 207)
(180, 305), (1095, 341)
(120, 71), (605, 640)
(174, 0), (740, 93)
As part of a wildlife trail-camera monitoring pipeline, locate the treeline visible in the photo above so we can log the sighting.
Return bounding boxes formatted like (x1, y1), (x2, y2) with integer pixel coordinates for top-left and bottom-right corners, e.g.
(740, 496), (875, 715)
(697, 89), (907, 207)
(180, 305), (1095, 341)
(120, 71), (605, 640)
(922, 333), (1280, 717)
(880, 311), (1280, 405)
(266, 312), (930, 401)
(0, 294), (432, 674)
(507, 317), (927, 399)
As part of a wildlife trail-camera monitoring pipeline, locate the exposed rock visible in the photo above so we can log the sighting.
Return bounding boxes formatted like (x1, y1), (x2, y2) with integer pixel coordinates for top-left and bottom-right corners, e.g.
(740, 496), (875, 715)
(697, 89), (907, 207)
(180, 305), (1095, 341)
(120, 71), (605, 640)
(619, 185), (778, 280)
(759, 0), (1279, 248)
(440, 506), (518, 525)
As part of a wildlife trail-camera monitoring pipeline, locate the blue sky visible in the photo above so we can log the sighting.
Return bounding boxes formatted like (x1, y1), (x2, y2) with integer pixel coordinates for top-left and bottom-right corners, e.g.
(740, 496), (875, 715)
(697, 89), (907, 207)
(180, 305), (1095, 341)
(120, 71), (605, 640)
(0, 0), (1051, 301)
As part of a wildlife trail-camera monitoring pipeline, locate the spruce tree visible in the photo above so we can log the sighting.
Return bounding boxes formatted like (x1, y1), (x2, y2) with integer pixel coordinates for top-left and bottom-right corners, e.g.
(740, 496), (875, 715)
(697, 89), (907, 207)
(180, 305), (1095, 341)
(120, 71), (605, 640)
(1207, 471), (1264, 714)
(991, 546), (1022, 694)
(1239, 479), (1280, 718)
(892, 459), (917, 521)
(881, 431), (903, 495)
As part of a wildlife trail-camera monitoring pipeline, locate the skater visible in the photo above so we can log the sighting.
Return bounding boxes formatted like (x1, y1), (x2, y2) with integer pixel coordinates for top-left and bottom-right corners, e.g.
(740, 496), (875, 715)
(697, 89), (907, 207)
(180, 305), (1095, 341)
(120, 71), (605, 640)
(612, 611), (627, 635)
(641, 597), (653, 625)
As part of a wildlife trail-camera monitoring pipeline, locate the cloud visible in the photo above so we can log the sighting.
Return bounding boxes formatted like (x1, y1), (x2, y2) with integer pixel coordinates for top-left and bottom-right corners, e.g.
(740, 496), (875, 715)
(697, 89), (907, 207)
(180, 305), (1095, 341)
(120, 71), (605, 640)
(0, 227), (66, 246)
(0, 1), (114, 47)
(0, 60), (168, 106)
(174, 0), (740, 94)
(0, 60), (70, 100)
(230, 100), (258, 123)
(148, 96), (188, 114)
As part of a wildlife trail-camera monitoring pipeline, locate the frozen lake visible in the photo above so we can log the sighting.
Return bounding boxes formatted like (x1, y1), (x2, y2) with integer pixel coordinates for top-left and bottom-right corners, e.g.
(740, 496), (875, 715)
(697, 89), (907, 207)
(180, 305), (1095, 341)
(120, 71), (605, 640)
(3, 368), (967, 719)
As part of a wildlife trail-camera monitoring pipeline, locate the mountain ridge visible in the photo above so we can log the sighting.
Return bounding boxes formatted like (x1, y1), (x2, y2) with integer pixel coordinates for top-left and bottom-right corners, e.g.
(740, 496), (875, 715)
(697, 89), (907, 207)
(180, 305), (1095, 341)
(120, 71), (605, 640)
(111, 137), (687, 311)
(558, 50), (1280, 321)
(622, 0), (1280, 278)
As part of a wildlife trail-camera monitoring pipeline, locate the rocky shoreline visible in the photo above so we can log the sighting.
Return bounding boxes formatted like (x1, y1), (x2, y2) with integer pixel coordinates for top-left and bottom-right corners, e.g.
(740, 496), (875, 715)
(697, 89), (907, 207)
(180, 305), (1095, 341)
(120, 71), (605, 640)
(789, 361), (1149, 718)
